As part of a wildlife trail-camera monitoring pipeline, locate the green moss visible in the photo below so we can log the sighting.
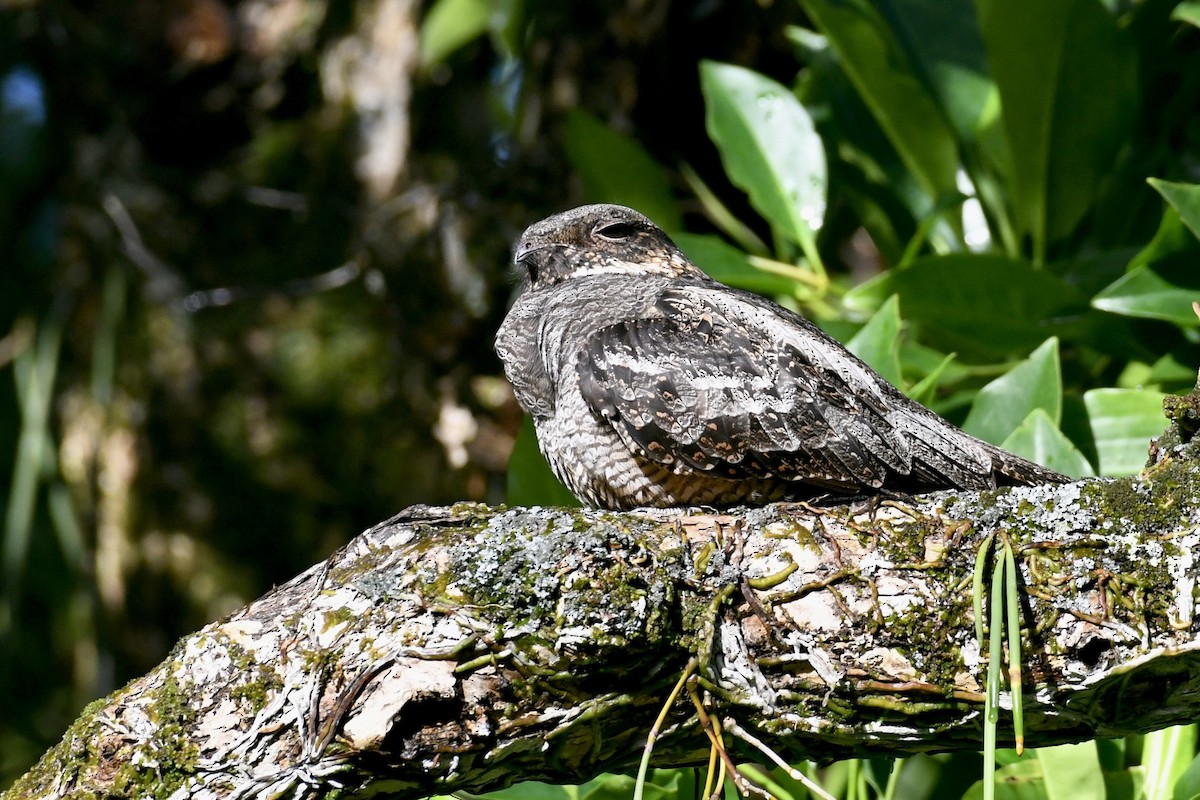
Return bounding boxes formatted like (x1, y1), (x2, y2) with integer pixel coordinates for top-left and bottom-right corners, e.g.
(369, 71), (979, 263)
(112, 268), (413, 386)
(1062, 461), (1200, 633)
(322, 605), (357, 632)
(328, 541), (402, 585)
(6, 665), (208, 799)
(449, 501), (495, 516)
(142, 671), (199, 792)
(227, 663), (284, 712)
(873, 514), (941, 566)
(63, 667), (199, 799)
(4, 693), (116, 798)
(217, 636), (285, 713)
(1081, 458), (1199, 534)
(764, 518), (820, 551)
(878, 597), (970, 691)
(677, 592), (710, 654)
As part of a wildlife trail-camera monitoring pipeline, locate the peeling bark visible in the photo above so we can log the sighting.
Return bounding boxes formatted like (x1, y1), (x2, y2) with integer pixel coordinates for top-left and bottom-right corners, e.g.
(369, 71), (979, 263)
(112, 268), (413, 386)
(7, 407), (1200, 799)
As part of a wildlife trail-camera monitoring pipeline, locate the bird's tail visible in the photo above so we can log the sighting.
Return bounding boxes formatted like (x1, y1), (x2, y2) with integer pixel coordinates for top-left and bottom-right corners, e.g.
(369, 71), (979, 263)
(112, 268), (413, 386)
(986, 443), (1070, 487)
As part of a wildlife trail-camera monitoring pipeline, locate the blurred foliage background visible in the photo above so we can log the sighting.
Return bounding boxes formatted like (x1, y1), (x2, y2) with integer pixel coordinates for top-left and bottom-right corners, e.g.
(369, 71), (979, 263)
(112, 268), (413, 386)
(2, 0), (1200, 796)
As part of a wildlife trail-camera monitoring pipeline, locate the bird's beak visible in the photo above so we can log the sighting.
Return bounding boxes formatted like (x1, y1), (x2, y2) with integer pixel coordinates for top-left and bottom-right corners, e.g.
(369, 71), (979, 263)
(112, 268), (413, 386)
(513, 238), (540, 265)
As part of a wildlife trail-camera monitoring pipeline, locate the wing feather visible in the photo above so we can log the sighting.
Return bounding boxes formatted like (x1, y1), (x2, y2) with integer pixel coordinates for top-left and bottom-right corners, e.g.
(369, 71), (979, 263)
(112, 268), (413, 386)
(576, 283), (926, 489)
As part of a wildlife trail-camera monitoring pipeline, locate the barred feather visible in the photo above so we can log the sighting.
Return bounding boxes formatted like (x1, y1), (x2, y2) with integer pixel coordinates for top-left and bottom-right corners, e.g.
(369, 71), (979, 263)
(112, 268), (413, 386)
(496, 204), (1067, 509)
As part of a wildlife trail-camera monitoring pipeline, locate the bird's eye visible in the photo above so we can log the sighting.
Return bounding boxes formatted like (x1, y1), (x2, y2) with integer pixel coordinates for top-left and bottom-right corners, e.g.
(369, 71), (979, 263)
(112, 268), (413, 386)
(593, 221), (637, 241)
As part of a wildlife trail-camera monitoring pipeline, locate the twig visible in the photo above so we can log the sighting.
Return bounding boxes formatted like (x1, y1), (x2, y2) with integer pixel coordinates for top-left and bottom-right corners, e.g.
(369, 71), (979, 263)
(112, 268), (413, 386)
(724, 717), (837, 800)
(634, 659), (697, 800)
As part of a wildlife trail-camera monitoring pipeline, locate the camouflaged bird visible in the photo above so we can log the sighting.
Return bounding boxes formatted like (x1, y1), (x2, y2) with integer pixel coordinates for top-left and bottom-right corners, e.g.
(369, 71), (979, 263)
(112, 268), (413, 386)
(495, 204), (1068, 509)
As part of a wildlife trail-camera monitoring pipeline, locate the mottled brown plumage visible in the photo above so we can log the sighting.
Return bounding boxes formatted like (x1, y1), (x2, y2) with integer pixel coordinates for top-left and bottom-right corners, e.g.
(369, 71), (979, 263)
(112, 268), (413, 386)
(496, 204), (1067, 509)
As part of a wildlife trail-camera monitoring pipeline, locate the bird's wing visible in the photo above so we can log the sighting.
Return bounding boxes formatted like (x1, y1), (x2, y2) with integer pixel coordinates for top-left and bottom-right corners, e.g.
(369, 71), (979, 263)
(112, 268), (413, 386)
(576, 283), (933, 489)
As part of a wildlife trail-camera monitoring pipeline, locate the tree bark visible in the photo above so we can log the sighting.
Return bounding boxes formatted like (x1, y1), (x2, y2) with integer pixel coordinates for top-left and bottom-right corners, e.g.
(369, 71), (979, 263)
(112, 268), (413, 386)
(6, 394), (1200, 799)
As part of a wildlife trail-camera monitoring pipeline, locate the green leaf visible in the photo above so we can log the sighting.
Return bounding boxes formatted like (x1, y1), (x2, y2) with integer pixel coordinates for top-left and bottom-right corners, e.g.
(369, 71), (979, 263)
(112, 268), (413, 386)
(700, 61), (827, 258)
(901, 340), (972, 385)
(1146, 350), (1200, 388)
(464, 770), (701, 800)
(963, 338), (1061, 445)
(907, 351), (958, 407)
(1149, 178), (1200, 240)
(505, 417), (579, 507)
(581, 770), (700, 800)
(419, 0), (491, 66)
(845, 254), (1088, 356)
(996, 748), (1031, 767)
(1128, 207), (1197, 272)
(792, 36), (928, 257)
(1106, 768), (1144, 800)
(467, 781), (578, 799)
(878, 0), (995, 141)
(1035, 742), (1106, 800)
(862, 757), (895, 796)
(847, 294), (903, 386)
(679, 163), (770, 256)
(1054, 247), (1140, 298)
(674, 233), (798, 296)
(1173, 749), (1200, 800)
(1092, 255), (1200, 327)
(889, 753), (986, 800)
(1083, 388), (1167, 477)
(1142, 725), (1199, 800)
(1001, 409), (1093, 479)
(961, 756), (1048, 800)
(1174, 1), (1200, 27)
(798, 0), (960, 202)
(564, 109), (682, 233)
(976, 0), (1137, 259)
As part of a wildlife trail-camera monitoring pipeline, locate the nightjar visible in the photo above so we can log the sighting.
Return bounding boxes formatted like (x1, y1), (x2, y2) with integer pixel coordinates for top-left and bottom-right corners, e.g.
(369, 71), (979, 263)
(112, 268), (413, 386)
(495, 204), (1067, 509)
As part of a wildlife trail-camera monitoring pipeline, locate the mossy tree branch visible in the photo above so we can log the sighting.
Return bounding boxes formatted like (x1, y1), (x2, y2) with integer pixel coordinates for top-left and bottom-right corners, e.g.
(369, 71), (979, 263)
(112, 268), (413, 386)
(7, 394), (1200, 799)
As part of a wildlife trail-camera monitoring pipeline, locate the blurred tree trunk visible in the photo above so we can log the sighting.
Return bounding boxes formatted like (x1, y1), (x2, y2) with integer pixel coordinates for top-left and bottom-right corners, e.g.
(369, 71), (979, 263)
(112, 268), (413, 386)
(7, 401), (1200, 799)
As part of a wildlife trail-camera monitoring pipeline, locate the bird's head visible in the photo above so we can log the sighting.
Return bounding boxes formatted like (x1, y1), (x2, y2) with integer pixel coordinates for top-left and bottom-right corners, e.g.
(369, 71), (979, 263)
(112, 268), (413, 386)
(513, 204), (702, 288)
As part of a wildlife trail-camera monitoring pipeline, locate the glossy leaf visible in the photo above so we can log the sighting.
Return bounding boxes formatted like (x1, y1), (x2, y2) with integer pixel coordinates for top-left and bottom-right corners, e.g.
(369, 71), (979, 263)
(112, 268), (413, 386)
(863, 0), (1015, 250)
(963, 338), (1061, 445)
(791, 29), (927, 257)
(961, 757), (1048, 800)
(847, 294), (903, 386)
(1146, 350), (1200, 388)
(580, 770), (700, 800)
(1149, 178), (1200, 240)
(1092, 255), (1200, 327)
(442, 770), (700, 800)
(1054, 247), (1140, 299)
(1173, 750), (1200, 800)
(977, 0), (1137, 258)
(845, 255), (1088, 355)
(1036, 742), (1106, 800)
(1141, 725), (1199, 800)
(879, 0), (994, 140)
(907, 351), (959, 407)
(1001, 409), (1093, 479)
(419, 0), (492, 66)
(1083, 388), (1167, 477)
(674, 233), (799, 296)
(799, 0), (960, 200)
(901, 340), (972, 385)
(889, 753), (987, 800)
(564, 109), (682, 233)
(462, 782), (577, 800)
(1174, 1), (1200, 27)
(1128, 207), (1197, 272)
(700, 61), (827, 257)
